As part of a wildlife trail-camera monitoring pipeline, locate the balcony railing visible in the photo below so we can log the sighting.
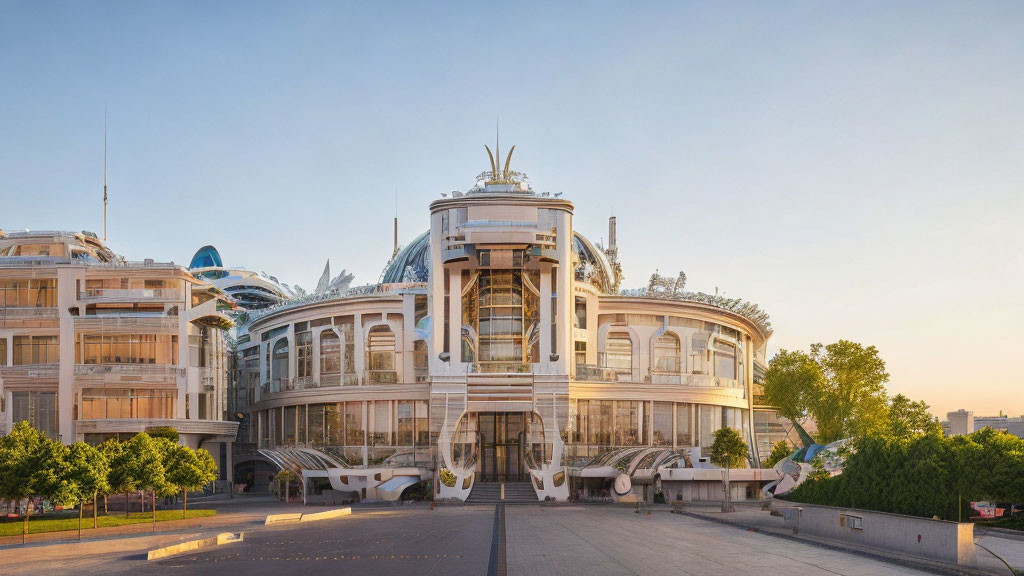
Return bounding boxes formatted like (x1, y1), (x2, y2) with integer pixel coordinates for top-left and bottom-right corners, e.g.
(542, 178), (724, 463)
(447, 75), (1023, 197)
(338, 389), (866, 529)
(78, 288), (181, 301)
(470, 362), (533, 374)
(320, 373), (359, 387)
(75, 363), (185, 377)
(365, 370), (398, 384)
(0, 307), (59, 318)
(575, 364), (623, 382)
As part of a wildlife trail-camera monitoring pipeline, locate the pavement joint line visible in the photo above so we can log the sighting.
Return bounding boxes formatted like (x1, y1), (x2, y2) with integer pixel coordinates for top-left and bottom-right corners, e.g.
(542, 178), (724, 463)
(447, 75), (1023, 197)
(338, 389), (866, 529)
(675, 509), (998, 576)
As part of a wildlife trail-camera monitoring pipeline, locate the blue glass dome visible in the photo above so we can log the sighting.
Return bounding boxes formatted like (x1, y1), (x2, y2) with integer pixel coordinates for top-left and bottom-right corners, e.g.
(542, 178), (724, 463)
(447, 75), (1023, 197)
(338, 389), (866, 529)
(381, 231), (430, 283)
(190, 245), (223, 269)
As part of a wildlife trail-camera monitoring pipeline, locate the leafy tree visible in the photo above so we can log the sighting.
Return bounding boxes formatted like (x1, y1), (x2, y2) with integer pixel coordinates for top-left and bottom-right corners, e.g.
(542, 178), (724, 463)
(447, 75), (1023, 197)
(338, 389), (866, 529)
(97, 439), (123, 514)
(0, 422), (69, 542)
(275, 469), (297, 503)
(764, 440), (792, 468)
(62, 442), (110, 539)
(109, 433), (167, 519)
(764, 341), (890, 444)
(710, 427), (748, 512)
(884, 394), (942, 440)
(165, 445), (218, 518)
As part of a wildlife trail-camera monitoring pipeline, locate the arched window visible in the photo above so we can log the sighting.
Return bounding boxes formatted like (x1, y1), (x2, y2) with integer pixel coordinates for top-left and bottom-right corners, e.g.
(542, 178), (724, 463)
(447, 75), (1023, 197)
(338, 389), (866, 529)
(271, 339), (289, 390)
(320, 330), (341, 383)
(604, 332), (632, 377)
(367, 325), (396, 383)
(653, 333), (680, 373)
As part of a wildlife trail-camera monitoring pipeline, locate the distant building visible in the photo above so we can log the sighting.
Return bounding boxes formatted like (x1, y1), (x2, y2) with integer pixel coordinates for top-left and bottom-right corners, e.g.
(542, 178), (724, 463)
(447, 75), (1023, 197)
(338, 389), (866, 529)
(973, 415), (1024, 439)
(947, 409), (974, 436)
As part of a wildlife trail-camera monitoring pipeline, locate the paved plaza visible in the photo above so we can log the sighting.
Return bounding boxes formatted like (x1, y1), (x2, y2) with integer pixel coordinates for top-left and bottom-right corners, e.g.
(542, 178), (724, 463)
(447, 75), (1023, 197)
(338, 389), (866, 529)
(0, 502), (966, 576)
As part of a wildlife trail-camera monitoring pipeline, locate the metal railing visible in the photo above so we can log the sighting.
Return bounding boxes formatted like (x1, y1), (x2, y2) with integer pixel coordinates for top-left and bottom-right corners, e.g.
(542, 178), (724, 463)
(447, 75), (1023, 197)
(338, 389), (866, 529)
(470, 362), (532, 374)
(77, 288), (181, 301)
(365, 370), (398, 384)
(0, 307), (59, 318)
(74, 363), (185, 376)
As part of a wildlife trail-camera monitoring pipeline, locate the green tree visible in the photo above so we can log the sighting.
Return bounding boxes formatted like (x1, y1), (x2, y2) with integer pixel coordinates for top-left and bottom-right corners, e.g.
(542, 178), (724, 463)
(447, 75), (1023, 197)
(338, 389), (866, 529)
(165, 446), (218, 518)
(884, 394), (942, 440)
(275, 469), (296, 503)
(0, 422), (69, 542)
(62, 442), (110, 539)
(97, 439), (123, 515)
(764, 341), (890, 444)
(764, 440), (792, 468)
(109, 433), (167, 519)
(710, 427), (748, 512)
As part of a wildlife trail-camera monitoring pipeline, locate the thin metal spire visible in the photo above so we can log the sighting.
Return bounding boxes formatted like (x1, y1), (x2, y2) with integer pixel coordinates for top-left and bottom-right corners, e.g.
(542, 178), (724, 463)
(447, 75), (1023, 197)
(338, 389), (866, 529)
(103, 106), (108, 242)
(393, 188), (399, 256)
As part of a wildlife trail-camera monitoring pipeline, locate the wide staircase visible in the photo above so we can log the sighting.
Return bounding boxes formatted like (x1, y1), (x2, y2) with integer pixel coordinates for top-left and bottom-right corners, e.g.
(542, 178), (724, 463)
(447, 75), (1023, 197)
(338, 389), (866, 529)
(467, 481), (538, 504)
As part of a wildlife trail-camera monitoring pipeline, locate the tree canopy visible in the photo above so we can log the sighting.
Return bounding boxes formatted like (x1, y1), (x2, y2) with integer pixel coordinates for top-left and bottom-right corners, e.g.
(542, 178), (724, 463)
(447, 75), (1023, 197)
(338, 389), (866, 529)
(764, 340), (890, 444)
(786, 428), (1024, 520)
(883, 394), (942, 440)
(710, 427), (749, 469)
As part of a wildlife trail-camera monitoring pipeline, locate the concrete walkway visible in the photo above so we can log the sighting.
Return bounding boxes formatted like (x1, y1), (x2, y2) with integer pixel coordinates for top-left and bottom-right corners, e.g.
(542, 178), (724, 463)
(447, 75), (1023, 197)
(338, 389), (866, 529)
(505, 505), (937, 576)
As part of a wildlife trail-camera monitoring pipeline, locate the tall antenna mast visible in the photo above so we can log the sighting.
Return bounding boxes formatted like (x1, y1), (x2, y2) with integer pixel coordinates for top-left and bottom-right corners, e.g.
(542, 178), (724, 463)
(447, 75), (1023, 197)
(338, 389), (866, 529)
(393, 188), (399, 256)
(103, 106), (108, 242)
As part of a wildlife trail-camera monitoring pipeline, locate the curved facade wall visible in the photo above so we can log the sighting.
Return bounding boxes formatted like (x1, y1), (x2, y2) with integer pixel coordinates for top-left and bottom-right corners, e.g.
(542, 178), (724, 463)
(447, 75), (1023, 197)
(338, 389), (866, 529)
(241, 169), (773, 502)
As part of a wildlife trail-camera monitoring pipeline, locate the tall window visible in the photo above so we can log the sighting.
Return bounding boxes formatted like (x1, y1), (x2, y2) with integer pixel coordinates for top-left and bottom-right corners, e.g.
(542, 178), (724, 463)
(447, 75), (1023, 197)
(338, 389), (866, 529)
(690, 332), (710, 374)
(295, 331), (312, 379)
(653, 333), (680, 372)
(652, 402), (673, 446)
(574, 296), (587, 329)
(271, 339), (289, 386)
(413, 340), (428, 378)
(13, 335), (59, 364)
(0, 338), (6, 365)
(715, 341), (737, 379)
(614, 401), (640, 446)
(12, 391), (57, 439)
(676, 403), (693, 446)
(477, 270), (524, 368)
(396, 400), (414, 446)
(367, 325), (396, 383)
(604, 333), (632, 375)
(320, 330), (341, 376)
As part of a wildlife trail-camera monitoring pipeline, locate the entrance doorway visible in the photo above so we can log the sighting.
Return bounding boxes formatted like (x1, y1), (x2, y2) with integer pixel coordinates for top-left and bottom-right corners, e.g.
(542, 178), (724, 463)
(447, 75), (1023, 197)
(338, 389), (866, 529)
(476, 412), (526, 482)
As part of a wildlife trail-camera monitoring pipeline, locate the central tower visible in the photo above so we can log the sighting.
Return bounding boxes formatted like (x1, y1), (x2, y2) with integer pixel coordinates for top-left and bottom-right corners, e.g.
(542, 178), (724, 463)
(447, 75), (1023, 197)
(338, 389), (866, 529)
(428, 148), (573, 500)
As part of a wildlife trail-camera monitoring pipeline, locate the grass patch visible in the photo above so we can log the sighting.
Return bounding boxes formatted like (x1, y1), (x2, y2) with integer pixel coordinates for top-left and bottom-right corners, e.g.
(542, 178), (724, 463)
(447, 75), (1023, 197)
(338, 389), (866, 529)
(0, 509), (216, 537)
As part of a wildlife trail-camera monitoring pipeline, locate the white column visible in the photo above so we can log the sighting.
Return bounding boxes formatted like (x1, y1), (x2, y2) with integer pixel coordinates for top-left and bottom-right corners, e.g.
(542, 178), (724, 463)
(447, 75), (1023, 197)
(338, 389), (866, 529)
(448, 268), (462, 366)
(353, 313), (364, 384)
(402, 295), (416, 383)
(539, 268), (552, 371)
(56, 267), (76, 442)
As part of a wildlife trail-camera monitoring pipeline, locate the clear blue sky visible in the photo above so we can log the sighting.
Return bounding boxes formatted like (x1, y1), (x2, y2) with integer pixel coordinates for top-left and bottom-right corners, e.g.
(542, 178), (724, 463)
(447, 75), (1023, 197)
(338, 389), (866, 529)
(2, 1), (1022, 417)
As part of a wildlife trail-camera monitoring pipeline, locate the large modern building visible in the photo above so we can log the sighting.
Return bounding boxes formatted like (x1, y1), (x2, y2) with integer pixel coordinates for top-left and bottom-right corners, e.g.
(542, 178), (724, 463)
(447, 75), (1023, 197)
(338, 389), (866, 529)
(241, 149), (780, 503)
(0, 230), (238, 480)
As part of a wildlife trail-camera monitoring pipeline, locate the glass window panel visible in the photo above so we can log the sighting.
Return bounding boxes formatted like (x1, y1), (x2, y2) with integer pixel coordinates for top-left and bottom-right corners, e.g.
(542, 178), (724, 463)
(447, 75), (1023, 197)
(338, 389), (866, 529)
(652, 402), (673, 446)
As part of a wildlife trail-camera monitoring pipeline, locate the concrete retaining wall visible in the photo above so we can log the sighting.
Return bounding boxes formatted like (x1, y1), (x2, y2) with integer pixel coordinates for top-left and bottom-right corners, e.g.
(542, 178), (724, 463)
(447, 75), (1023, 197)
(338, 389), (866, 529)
(264, 507), (351, 525)
(778, 503), (975, 566)
(147, 532), (244, 560)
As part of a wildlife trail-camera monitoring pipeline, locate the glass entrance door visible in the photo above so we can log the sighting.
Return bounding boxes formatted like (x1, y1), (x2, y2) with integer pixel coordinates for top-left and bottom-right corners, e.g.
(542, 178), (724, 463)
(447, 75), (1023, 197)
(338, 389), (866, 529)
(476, 412), (526, 482)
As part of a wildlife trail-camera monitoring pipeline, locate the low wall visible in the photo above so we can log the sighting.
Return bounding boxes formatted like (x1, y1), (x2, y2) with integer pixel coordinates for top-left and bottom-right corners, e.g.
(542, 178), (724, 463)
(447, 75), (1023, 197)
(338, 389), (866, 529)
(147, 532), (244, 560)
(778, 503), (975, 566)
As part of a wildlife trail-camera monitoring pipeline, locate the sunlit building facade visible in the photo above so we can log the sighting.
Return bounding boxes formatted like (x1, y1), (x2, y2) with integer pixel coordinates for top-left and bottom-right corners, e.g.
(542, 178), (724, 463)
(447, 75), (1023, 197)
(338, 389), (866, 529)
(0, 230), (238, 479)
(246, 151), (779, 502)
